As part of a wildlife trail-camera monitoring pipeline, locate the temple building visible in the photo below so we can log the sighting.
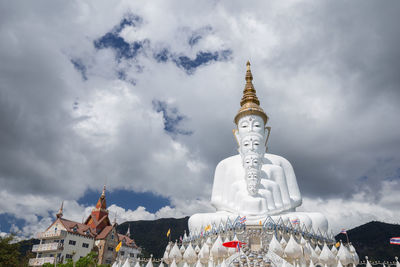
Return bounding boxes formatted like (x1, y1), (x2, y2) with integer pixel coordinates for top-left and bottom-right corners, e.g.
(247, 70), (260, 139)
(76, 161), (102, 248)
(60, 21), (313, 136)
(29, 186), (141, 266)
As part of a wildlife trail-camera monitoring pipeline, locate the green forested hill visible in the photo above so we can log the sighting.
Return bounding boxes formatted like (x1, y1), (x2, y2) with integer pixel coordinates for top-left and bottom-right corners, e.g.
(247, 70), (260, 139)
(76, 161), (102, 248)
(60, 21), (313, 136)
(18, 219), (400, 262)
(335, 221), (400, 262)
(117, 217), (189, 258)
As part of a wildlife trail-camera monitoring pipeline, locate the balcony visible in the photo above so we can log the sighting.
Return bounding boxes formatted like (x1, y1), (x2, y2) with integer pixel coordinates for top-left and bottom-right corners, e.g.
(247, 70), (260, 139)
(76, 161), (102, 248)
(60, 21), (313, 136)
(29, 257), (55, 266)
(32, 242), (63, 252)
(36, 230), (66, 239)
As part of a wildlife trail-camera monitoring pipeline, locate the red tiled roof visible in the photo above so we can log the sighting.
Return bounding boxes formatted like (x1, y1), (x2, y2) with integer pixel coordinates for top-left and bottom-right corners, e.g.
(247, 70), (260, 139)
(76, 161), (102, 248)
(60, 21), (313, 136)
(96, 225), (114, 240)
(59, 218), (96, 237)
(118, 234), (138, 249)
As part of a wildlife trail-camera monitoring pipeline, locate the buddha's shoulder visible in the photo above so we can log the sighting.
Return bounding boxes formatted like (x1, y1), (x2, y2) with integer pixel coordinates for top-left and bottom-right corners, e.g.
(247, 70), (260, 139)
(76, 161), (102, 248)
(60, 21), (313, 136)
(216, 155), (241, 168)
(264, 153), (292, 165)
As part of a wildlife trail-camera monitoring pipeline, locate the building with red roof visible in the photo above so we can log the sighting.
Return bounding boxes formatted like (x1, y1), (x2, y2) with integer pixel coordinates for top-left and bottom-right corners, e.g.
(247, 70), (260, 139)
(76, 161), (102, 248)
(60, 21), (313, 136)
(29, 186), (140, 266)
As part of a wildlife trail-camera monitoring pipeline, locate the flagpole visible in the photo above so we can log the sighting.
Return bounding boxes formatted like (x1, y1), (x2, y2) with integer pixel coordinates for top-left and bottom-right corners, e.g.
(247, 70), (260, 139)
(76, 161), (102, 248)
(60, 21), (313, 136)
(345, 232), (349, 244)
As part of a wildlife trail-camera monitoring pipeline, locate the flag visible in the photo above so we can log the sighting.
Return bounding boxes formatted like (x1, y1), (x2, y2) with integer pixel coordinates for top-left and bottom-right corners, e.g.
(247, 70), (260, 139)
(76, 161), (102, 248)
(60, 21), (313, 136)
(340, 229), (347, 234)
(204, 225), (211, 232)
(390, 237), (400, 245)
(335, 242), (340, 248)
(115, 241), (122, 252)
(239, 216), (247, 224)
(259, 220), (262, 226)
(166, 228), (171, 237)
(236, 242), (240, 252)
(291, 219), (300, 225)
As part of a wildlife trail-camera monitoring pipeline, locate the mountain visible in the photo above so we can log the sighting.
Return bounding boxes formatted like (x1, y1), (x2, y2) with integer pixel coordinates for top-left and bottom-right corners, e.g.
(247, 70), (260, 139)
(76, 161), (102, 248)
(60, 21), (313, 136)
(335, 221), (400, 262)
(117, 217), (189, 258)
(18, 219), (400, 261)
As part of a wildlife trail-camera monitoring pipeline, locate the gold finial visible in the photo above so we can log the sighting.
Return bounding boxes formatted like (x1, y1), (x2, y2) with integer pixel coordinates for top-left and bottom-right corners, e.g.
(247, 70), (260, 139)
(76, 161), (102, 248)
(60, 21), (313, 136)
(56, 201), (64, 218)
(234, 61), (268, 125)
(101, 185), (106, 197)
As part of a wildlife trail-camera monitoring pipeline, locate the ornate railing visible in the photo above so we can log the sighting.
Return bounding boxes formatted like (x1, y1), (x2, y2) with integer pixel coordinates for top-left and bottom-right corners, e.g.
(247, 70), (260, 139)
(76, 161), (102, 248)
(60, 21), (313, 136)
(29, 257), (55, 266)
(36, 230), (67, 239)
(32, 242), (63, 252)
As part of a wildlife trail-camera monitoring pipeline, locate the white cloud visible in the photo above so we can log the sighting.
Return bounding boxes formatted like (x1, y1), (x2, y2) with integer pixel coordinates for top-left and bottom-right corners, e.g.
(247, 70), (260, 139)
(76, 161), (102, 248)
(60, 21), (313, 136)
(0, 0), (400, 238)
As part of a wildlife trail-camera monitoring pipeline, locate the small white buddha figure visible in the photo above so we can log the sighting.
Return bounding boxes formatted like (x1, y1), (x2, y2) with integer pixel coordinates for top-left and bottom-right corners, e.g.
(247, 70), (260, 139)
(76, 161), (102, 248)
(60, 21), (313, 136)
(188, 61), (328, 234)
(245, 168), (261, 196)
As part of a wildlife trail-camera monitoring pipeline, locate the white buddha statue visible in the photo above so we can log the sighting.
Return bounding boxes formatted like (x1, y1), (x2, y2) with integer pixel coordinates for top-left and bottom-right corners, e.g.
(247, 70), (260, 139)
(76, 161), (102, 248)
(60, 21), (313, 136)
(189, 62), (328, 234)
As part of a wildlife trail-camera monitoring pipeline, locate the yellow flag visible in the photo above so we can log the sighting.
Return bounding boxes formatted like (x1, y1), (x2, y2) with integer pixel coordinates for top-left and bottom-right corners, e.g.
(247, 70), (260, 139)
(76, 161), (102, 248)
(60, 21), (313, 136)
(115, 241), (122, 252)
(335, 242), (340, 248)
(166, 228), (171, 237)
(204, 225), (211, 232)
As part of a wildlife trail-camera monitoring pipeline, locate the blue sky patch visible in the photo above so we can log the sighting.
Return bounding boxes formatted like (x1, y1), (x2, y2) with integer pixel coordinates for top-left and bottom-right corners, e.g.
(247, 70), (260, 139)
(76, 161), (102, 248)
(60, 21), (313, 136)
(152, 100), (193, 136)
(0, 213), (26, 234)
(70, 58), (87, 80)
(173, 49), (232, 74)
(94, 33), (147, 61)
(113, 13), (142, 33)
(78, 188), (170, 213)
(188, 25), (212, 47)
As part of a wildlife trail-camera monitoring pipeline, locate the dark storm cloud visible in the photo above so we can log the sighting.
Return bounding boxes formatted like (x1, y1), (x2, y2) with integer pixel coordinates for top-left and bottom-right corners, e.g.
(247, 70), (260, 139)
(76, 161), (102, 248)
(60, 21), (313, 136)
(259, 1), (400, 200)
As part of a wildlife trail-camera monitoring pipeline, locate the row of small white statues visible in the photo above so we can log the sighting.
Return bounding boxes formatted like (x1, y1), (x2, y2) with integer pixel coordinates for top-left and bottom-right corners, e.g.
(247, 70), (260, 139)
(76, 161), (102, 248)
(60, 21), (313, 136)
(161, 232), (359, 267)
(112, 254), (400, 267)
(186, 217), (335, 245)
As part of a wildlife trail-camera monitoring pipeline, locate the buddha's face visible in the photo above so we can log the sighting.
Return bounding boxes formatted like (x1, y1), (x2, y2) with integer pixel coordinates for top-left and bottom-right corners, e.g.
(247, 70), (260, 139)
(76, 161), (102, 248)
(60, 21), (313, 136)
(246, 169), (260, 196)
(240, 134), (264, 155)
(243, 153), (263, 170)
(238, 115), (265, 136)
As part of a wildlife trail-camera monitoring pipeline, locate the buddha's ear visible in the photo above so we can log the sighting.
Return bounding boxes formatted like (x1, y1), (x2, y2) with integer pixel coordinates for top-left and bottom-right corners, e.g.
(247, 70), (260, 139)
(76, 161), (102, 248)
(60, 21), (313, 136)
(265, 126), (271, 152)
(233, 129), (240, 148)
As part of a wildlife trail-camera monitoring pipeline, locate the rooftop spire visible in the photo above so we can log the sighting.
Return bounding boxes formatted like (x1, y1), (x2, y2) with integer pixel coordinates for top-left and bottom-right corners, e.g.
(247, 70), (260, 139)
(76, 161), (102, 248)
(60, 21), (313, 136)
(234, 61), (268, 125)
(101, 184), (106, 198)
(56, 201), (64, 218)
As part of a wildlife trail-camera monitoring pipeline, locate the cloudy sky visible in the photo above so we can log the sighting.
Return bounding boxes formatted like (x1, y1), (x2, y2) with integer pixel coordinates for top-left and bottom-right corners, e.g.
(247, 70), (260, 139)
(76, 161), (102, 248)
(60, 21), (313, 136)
(0, 0), (400, 238)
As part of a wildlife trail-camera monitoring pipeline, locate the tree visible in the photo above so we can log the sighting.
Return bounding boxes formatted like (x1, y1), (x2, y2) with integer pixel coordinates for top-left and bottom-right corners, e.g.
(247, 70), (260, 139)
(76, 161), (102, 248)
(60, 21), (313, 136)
(75, 252), (97, 267)
(0, 234), (21, 266)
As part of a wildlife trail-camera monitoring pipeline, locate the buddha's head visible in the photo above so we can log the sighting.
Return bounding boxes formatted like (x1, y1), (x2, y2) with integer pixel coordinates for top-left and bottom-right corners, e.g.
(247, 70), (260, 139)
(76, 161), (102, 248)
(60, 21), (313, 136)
(234, 61), (271, 152)
(243, 152), (263, 170)
(245, 168), (261, 196)
(239, 132), (265, 155)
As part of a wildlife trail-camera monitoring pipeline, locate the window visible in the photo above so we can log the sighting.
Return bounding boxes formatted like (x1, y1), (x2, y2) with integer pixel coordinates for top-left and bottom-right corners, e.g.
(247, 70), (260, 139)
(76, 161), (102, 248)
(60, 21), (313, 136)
(66, 254), (73, 259)
(106, 259), (112, 264)
(69, 240), (76, 246)
(60, 239), (64, 244)
(111, 234), (114, 240)
(130, 253), (135, 257)
(49, 254), (54, 257)
(73, 226), (77, 232)
(120, 251), (125, 256)
(108, 246), (114, 251)
(82, 243), (89, 248)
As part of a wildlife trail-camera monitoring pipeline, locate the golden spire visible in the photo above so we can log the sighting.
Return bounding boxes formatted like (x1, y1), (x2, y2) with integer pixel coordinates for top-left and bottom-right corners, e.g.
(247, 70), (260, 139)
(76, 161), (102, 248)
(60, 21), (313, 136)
(234, 61), (268, 125)
(56, 201), (64, 218)
(101, 185), (106, 198)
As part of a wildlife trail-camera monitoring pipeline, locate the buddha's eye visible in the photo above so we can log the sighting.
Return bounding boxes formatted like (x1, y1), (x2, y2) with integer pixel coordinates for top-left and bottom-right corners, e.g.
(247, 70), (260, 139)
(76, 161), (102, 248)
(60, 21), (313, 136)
(254, 122), (260, 128)
(253, 160), (258, 164)
(244, 141), (249, 146)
